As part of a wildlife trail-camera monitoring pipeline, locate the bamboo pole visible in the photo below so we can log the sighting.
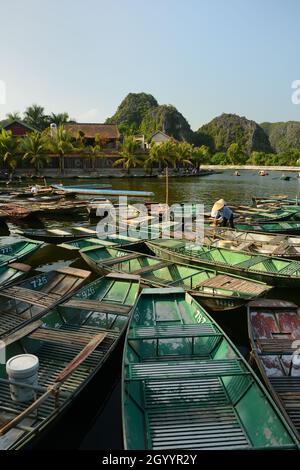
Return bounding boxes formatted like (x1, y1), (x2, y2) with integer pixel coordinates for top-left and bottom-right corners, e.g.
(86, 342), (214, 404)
(165, 166), (169, 206)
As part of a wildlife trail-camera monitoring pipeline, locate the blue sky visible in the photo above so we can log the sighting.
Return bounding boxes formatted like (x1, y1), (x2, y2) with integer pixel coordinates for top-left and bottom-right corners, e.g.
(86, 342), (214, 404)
(1, 0), (300, 129)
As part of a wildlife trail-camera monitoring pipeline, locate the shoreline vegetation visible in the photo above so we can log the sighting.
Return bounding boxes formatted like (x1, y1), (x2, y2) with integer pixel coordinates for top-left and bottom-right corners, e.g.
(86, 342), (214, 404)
(2, 99), (300, 179)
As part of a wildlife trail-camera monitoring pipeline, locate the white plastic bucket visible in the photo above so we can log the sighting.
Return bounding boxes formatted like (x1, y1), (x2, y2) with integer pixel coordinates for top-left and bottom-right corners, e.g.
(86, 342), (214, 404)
(6, 354), (39, 402)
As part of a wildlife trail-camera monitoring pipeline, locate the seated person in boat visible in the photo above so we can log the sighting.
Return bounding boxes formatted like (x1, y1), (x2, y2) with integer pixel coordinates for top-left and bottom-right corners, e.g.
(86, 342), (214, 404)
(211, 199), (234, 228)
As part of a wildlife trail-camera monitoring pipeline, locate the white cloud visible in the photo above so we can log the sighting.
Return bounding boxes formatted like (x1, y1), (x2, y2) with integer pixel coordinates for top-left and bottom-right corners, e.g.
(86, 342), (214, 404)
(76, 108), (102, 122)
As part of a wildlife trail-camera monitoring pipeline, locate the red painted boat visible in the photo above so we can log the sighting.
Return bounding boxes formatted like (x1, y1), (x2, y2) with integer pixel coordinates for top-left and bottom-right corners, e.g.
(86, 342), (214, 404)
(248, 299), (300, 439)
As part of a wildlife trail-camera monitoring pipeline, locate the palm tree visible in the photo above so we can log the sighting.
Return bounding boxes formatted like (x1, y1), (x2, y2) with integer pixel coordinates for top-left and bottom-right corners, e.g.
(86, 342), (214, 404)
(0, 129), (20, 177)
(174, 142), (193, 170)
(144, 143), (161, 175)
(47, 125), (76, 174)
(113, 136), (142, 174)
(158, 141), (176, 205)
(145, 141), (175, 204)
(191, 145), (210, 171)
(6, 112), (22, 122)
(24, 104), (49, 130)
(49, 112), (70, 126)
(20, 131), (48, 175)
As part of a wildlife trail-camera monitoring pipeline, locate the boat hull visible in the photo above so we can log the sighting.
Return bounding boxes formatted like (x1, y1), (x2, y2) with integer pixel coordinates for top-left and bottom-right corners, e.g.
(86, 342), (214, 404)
(147, 242), (300, 288)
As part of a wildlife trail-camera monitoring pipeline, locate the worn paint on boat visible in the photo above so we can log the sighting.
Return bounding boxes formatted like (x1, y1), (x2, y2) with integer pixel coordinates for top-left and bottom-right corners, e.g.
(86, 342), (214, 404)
(0, 273), (140, 449)
(202, 227), (300, 259)
(80, 245), (271, 312)
(0, 267), (91, 338)
(0, 263), (31, 287)
(122, 288), (299, 449)
(146, 239), (300, 287)
(0, 240), (43, 266)
(247, 299), (300, 439)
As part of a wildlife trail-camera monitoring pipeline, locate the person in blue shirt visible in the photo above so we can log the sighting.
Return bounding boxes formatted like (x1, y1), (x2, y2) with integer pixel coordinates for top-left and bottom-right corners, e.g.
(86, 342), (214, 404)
(211, 199), (234, 228)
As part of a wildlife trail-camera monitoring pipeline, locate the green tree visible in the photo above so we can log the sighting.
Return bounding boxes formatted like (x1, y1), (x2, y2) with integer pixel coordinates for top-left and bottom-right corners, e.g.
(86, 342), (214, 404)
(6, 112), (22, 122)
(113, 136), (142, 174)
(85, 135), (104, 171)
(20, 131), (48, 174)
(227, 143), (247, 164)
(0, 129), (20, 176)
(192, 145), (210, 170)
(211, 152), (231, 164)
(24, 104), (49, 130)
(47, 125), (76, 174)
(174, 142), (193, 169)
(49, 112), (70, 126)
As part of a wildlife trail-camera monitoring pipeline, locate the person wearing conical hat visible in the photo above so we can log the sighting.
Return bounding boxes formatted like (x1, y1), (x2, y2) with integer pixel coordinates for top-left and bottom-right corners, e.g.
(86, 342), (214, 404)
(211, 199), (234, 228)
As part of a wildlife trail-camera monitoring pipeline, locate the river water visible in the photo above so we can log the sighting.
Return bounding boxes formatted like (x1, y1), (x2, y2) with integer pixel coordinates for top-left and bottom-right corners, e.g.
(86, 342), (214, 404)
(2, 170), (300, 449)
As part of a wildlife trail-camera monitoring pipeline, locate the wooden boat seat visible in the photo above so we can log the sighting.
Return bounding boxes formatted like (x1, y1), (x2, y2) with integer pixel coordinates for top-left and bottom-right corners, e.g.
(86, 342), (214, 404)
(197, 274), (268, 295)
(132, 261), (173, 275)
(102, 253), (141, 266)
(128, 323), (221, 340)
(1, 286), (61, 307)
(237, 242), (256, 251)
(63, 298), (132, 315)
(278, 262), (300, 275)
(127, 359), (248, 381)
(258, 339), (298, 354)
(272, 240), (292, 256)
(30, 327), (107, 347)
(270, 235), (288, 243)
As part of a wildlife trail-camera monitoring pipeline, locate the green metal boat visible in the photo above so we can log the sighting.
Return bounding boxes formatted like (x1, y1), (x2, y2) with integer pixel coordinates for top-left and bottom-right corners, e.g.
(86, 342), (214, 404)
(59, 234), (145, 252)
(202, 227), (300, 259)
(146, 239), (300, 287)
(80, 245), (271, 311)
(122, 287), (299, 450)
(0, 266), (91, 338)
(232, 221), (300, 234)
(0, 239), (43, 266)
(0, 272), (140, 449)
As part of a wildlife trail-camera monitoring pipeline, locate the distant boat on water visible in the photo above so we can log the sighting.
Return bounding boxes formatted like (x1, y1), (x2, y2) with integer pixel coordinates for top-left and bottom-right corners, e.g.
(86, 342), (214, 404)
(51, 184), (155, 197)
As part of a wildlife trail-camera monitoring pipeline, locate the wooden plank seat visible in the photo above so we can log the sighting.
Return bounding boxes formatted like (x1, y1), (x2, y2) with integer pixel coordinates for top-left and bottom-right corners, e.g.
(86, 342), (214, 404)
(278, 262), (300, 275)
(128, 324), (221, 340)
(258, 339), (299, 354)
(62, 298), (132, 315)
(101, 253), (141, 266)
(272, 240), (292, 256)
(237, 242), (256, 251)
(270, 235), (288, 243)
(127, 359), (248, 381)
(197, 275), (267, 295)
(1, 286), (60, 307)
(30, 327), (107, 347)
(132, 262), (173, 275)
